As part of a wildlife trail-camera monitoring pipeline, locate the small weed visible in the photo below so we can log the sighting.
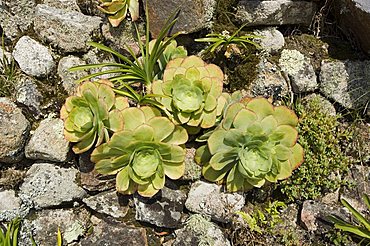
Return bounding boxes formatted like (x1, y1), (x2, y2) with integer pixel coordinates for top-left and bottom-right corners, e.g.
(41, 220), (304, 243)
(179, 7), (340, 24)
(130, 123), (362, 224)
(0, 37), (18, 98)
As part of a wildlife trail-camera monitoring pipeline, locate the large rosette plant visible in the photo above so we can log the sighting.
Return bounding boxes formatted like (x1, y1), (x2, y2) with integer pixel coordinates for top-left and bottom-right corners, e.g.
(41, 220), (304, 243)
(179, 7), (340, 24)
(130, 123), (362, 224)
(195, 97), (304, 192)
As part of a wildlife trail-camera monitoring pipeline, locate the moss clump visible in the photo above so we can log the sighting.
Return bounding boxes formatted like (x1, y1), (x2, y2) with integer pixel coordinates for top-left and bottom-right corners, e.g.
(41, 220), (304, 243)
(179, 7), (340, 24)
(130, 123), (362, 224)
(213, 0), (239, 33)
(277, 97), (354, 202)
(228, 54), (260, 91)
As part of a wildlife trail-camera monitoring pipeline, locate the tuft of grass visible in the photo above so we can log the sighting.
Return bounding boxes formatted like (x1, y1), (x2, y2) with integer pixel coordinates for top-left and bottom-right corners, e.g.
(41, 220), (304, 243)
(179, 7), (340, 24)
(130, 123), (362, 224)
(0, 38), (18, 98)
(278, 96), (355, 202)
(0, 217), (21, 245)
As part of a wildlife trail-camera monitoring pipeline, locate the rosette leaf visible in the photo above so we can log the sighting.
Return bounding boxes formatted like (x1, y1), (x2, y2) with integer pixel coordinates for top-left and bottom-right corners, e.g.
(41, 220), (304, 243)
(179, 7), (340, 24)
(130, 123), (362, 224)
(195, 97), (304, 192)
(60, 80), (128, 154)
(152, 56), (224, 130)
(98, 0), (139, 27)
(91, 106), (188, 197)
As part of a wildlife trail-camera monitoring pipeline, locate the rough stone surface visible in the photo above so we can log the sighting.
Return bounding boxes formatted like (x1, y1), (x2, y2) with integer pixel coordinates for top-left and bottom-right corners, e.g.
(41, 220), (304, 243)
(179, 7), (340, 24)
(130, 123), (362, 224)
(0, 0), (36, 40)
(0, 190), (22, 220)
(79, 152), (115, 192)
(147, 0), (216, 37)
(102, 21), (143, 56)
(334, 0), (370, 55)
(236, 0), (316, 27)
(0, 98), (30, 163)
(320, 60), (370, 110)
(19, 163), (86, 209)
(43, 0), (81, 11)
(341, 165), (370, 213)
(279, 49), (318, 93)
(300, 200), (350, 231)
(185, 181), (245, 223)
(25, 118), (70, 162)
(134, 186), (187, 228)
(253, 27), (285, 54)
(58, 56), (88, 95)
(80, 219), (148, 245)
(181, 148), (202, 181)
(34, 4), (102, 52)
(19, 208), (90, 246)
(245, 57), (289, 100)
(302, 94), (336, 116)
(12, 36), (55, 77)
(173, 214), (231, 246)
(83, 191), (129, 219)
(15, 76), (43, 117)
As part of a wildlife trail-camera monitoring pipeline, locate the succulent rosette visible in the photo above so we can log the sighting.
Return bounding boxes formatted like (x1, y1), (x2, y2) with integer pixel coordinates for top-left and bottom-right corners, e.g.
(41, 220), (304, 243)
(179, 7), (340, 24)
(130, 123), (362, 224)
(195, 97), (304, 192)
(91, 106), (188, 197)
(98, 0), (139, 27)
(152, 55), (224, 130)
(60, 80), (128, 154)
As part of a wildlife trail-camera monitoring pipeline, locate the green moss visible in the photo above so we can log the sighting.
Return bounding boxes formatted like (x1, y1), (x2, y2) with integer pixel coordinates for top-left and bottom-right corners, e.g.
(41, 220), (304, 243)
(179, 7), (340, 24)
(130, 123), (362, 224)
(228, 54), (260, 91)
(277, 97), (355, 202)
(213, 0), (239, 33)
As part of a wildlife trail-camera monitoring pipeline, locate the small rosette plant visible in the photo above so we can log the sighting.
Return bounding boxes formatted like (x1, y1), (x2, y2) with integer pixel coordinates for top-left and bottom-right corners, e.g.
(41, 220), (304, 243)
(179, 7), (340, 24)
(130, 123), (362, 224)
(60, 80), (128, 154)
(152, 55), (224, 130)
(91, 106), (188, 197)
(98, 0), (139, 27)
(195, 97), (304, 192)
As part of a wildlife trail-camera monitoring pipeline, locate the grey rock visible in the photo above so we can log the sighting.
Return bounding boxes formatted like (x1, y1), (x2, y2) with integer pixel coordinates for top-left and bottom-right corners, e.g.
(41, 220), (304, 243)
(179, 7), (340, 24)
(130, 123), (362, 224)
(300, 200), (350, 231)
(34, 4), (102, 52)
(236, 0), (316, 27)
(19, 163), (86, 208)
(147, 0), (216, 37)
(0, 0), (36, 40)
(341, 165), (370, 213)
(320, 60), (370, 109)
(25, 118), (70, 162)
(0, 98), (30, 163)
(0, 190), (22, 220)
(79, 152), (115, 192)
(181, 148), (202, 181)
(82, 48), (118, 80)
(102, 21), (143, 56)
(134, 186), (187, 228)
(19, 208), (90, 246)
(43, 0), (81, 11)
(80, 219), (148, 245)
(58, 56), (88, 95)
(83, 191), (129, 219)
(334, 0), (370, 55)
(253, 27), (284, 54)
(302, 93), (336, 116)
(185, 181), (245, 223)
(246, 57), (289, 100)
(15, 76), (43, 117)
(12, 36), (55, 77)
(173, 214), (231, 246)
(279, 49), (318, 93)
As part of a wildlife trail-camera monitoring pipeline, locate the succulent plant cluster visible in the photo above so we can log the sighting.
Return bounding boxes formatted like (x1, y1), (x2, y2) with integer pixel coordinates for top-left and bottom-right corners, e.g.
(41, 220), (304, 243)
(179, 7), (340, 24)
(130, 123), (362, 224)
(152, 56), (225, 130)
(195, 97), (304, 192)
(98, 0), (139, 27)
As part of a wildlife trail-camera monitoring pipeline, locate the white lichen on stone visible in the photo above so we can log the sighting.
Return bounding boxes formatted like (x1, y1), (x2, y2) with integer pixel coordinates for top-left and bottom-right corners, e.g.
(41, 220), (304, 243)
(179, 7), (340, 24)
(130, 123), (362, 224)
(279, 49), (305, 74)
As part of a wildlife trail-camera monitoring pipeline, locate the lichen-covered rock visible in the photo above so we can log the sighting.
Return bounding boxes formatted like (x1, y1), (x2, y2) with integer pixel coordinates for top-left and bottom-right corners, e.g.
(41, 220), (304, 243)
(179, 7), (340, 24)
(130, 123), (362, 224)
(43, 0), (81, 11)
(58, 56), (88, 95)
(147, 0), (216, 37)
(236, 0), (316, 27)
(80, 218), (148, 245)
(134, 187), (187, 228)
(83, 191), (129, 219)
(19, 163), (86, 208)
(0, 0), (36, 40)
(253, 27), (284, 54)
(0, 190), (22, 220)
(25, 118), (70, 162)
(181, 148), (202, 181)
(320, 60), (370, 110)
(246, 57), (289, 100)
(0, 98), (30, 163)
(34, 4), (102, 52)
(12, 36), (55, 77)
(279, 49), (318, 93)
(185, 181), (245, 223)
(19, 208), (90, 246)
(15, 76), (43, 117)
(173, 214), (231, 246)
